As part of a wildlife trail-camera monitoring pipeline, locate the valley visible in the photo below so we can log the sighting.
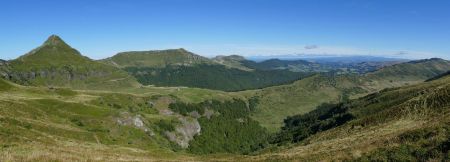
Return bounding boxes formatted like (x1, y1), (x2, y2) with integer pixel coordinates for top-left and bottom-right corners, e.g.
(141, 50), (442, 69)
(0, 35), (449, 161)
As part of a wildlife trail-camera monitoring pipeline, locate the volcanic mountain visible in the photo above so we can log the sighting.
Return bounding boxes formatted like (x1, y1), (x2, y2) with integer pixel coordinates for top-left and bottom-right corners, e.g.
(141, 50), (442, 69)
(6, 35), (139, 90)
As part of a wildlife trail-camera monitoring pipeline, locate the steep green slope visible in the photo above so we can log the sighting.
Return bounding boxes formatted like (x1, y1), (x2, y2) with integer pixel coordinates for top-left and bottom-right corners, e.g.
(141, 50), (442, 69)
(101, 48), (215, 68)
(248, 74), (364, 132)
(0, 78), (14, 91)
(247, 58), (450, 132)
(6, 35), (139, 90)
(257, 73), (450, 161)
(367, 58), (450, 80)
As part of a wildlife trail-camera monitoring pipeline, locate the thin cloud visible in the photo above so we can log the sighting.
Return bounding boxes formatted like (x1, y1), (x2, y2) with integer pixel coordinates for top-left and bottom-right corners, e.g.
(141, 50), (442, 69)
(304, 45), (318, 50)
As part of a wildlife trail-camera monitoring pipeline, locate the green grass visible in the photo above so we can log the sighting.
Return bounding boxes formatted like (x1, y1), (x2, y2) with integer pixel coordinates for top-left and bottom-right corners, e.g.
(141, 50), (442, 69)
(0, 80), (191, 160)
(0, 79), (14, 91)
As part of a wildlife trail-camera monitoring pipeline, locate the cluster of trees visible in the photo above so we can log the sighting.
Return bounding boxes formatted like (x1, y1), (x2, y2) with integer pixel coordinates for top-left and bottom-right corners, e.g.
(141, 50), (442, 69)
(169, 99), (269, 154)
(169, 102), (205, 116)
(125, 64), (307, 91)
(271, 103), (355, 145)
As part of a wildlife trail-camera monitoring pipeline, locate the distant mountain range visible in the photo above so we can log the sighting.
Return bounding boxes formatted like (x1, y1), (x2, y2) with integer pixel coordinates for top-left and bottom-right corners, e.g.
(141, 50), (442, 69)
(247, 55), (408, 62)
(0, 35), (447, 92)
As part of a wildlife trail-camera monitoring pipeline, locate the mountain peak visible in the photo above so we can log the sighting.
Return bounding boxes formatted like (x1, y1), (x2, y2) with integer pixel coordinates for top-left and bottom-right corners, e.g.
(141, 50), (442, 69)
(43, 34), (69, 47)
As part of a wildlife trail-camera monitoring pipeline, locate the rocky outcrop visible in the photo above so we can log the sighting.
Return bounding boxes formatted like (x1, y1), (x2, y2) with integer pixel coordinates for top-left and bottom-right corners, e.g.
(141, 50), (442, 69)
(116, 112), (155, 136)
(0, 60), (10, 79)
(164, 117), (201, 148)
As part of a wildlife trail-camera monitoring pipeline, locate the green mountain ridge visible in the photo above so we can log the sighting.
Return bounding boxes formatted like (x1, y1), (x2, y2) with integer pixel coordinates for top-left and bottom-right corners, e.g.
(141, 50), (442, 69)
(100, 48), (215, 68)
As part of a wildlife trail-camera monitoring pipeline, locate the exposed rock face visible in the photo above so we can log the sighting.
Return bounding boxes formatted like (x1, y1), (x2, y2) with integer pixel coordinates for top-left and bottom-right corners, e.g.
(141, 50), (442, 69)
(165, 117), (201, 148)
(0, 60), (10, 79)
(203, 108), (215, 119)
(116, 112), (154, 136)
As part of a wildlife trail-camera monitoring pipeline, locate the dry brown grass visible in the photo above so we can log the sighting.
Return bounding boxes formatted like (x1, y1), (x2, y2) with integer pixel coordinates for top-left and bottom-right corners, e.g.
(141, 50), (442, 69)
(0, 140), (199, 162)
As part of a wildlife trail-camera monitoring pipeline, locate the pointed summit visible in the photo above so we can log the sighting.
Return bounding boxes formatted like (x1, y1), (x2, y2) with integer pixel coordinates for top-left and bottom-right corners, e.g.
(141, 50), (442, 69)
(13, 35), (88, 65)
(8, 35), (139, 89)
(43, 34), (70, 47)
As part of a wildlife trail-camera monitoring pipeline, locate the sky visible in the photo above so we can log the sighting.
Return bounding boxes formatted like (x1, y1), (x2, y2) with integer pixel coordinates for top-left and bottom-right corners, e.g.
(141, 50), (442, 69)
(0, 0), (449, 60)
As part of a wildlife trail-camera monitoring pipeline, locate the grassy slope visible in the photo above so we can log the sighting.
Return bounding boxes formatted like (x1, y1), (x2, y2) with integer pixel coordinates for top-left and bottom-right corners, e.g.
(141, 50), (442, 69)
(0, 64), (448, 161)
(0, 78), (247, 161)
(233, 72), (450, 161)
(247, 58), (450, 132)
(8, 35), (139, 90)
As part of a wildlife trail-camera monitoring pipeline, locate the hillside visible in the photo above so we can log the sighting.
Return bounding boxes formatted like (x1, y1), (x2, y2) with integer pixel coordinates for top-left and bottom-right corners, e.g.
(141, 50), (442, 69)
(1, 66), (448, 161)
(367, 58), (450, 81)
(246, 58), (450, 132)
(0, 77), (253, 161)
(100, 48), (215, 68)
(4, 35), (139, 90)
(249, 72), (450, 161)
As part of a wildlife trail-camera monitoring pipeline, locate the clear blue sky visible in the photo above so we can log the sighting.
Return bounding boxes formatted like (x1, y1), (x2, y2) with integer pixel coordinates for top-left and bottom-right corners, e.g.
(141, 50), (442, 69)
(1, 0), (449, 60)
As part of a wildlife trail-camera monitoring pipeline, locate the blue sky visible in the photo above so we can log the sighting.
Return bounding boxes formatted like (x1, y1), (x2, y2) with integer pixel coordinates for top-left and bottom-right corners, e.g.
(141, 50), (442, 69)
(0, 0), (449, 60)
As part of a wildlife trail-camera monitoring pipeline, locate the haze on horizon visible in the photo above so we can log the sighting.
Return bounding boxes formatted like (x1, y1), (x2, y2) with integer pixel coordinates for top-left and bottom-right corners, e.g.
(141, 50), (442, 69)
(0, 0), (449, 60)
